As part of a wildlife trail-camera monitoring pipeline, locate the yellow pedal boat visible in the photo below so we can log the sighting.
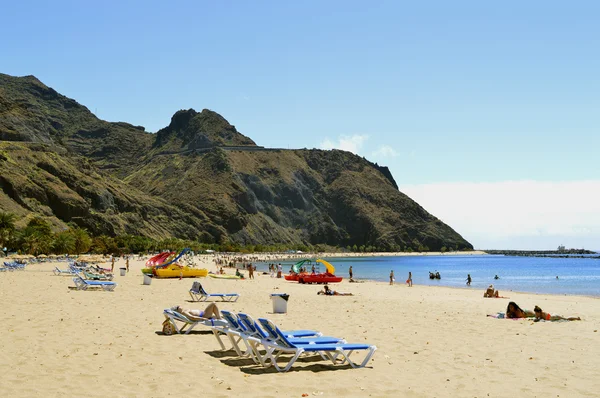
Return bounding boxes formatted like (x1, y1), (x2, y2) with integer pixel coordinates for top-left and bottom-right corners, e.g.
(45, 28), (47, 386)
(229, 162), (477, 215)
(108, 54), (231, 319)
(153, 264), (208, 278)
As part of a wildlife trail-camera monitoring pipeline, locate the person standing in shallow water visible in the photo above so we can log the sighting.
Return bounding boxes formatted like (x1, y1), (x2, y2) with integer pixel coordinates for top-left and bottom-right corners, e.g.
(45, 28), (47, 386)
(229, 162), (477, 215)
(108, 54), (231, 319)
(466, 274), (472, 286)
(349, 266), (353, 280)
(407, 271), (413, 287)
(390, 270), (395, 285)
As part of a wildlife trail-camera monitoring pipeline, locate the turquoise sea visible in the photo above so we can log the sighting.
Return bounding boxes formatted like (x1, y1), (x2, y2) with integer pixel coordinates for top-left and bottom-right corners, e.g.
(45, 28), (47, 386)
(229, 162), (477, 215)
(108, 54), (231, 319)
(256, 255), (600, 296)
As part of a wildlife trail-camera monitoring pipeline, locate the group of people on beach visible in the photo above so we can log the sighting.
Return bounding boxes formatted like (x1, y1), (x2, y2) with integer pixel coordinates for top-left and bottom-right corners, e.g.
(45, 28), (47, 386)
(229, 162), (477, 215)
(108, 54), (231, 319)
(505, 302), (580, 321)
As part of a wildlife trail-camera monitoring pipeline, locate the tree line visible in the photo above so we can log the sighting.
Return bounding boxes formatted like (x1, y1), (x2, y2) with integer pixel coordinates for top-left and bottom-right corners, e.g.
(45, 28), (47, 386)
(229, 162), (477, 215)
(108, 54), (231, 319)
(0, 211), (467, 256)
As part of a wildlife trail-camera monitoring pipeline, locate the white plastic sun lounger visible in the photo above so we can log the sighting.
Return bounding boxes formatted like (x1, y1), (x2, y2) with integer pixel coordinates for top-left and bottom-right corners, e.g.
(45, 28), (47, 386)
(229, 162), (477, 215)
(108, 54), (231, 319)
(162, 308), (228, 345)
(72, 274), (117, 291)
(189, 281), (240, 302)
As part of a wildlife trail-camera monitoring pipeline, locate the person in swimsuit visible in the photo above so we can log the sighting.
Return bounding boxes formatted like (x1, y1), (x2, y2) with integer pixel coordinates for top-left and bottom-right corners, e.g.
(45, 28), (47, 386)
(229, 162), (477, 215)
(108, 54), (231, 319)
(318, 284), (353, 296)
(483, 285), (500, 298)
(390, 270), (395, 285)
(533, 305), (580, 321)
(506, 302), (535, 318)
(172, 303), (221, 320)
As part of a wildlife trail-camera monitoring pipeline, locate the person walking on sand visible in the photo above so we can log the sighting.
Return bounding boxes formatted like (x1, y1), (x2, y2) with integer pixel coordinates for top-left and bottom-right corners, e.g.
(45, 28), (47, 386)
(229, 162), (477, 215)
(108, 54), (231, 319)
(466, 274), (472, 286)
(126, 256), (130, 273)
(111, 255), (115, 273)
(407, 271), (413, 287)
(390, 270), (395, 285)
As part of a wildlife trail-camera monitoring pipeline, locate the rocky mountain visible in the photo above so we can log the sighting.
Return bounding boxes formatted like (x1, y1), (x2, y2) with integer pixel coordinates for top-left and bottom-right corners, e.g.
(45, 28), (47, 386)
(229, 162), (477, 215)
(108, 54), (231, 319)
(0, 73), (472, 250)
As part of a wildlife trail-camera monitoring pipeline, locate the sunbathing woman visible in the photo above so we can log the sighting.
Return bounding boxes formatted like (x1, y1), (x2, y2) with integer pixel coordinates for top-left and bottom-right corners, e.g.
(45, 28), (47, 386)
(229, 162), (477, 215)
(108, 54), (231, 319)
(533, 305), (580, 321)
(483, 285), (499, 298)
(318, 285), (353, 296)
(506, 301), (536, 319)
(172, 303), (221, 320)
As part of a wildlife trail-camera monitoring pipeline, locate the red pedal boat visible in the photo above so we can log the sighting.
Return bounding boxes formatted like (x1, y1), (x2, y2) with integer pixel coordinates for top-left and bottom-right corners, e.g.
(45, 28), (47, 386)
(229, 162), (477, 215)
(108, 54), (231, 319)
(299, 272), (343, 284)
(298, 259), (343, 284)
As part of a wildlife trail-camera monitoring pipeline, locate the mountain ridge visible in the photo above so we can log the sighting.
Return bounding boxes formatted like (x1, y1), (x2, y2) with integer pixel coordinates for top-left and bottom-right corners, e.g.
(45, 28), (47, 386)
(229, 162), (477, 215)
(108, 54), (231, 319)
(0, 73), (472, 251)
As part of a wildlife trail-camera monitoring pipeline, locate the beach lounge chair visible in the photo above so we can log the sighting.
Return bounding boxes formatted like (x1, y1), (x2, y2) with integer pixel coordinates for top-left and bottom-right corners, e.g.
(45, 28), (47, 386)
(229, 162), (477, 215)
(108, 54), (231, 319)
(189, 281), (240, 302)
(54, 266), (76, 276)
(237, 313), (344, 344)
(219, 310), (265, 361)
(162, 308), (229, 348)
(72, 274), (117, 291)
(256, 318), (377, 372)
(83, 270), (113, 281)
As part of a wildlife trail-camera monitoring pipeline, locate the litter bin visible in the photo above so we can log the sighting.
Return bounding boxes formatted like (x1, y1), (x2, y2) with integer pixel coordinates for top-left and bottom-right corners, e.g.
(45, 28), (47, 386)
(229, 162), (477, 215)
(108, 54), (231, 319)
(119, 267), (126, 276)
(270, 293), (289, 313)
(143, 273), (152, 285)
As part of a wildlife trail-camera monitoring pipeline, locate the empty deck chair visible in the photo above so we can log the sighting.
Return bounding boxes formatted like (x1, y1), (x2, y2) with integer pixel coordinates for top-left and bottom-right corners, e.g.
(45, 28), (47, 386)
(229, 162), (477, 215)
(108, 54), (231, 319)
(189, 281), (240, 302)
(256, 318), (377, 372)
(72, 274), (117, 291)
(54, 266), (76, 276)
(219, 310), (264, 361)
(237, 313), (344, 344)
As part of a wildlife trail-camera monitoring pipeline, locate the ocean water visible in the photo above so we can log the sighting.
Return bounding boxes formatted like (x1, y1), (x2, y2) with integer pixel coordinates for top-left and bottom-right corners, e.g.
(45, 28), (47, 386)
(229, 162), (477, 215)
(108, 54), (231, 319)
(255, 255), (600, 296)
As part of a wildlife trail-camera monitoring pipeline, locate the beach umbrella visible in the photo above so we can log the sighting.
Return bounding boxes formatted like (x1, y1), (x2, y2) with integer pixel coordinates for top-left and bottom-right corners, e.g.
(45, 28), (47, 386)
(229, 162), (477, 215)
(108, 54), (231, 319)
(37, 254), (47, 258)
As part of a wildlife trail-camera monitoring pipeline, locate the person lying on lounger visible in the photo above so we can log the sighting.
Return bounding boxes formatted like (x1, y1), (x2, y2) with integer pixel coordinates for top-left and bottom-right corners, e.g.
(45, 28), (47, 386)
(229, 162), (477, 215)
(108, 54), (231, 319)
(533, 305), (580, 321)
(172, 303), (221, 320)
(317, 285), (353, 296)
(506, 301), (536, 319)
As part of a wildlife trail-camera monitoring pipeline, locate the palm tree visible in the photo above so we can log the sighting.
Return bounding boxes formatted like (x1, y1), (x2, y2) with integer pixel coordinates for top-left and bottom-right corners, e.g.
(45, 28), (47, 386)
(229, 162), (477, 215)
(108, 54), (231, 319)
(52, 232), (76, 254)
(0, 211), (17, 250)
(71, 227), (92, 254)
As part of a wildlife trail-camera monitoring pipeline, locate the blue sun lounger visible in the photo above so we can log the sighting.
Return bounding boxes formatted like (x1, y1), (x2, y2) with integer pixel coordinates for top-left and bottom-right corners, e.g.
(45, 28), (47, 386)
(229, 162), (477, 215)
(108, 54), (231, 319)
(72, 274), (117, 291)
(256, 317), (377, 372)
(219, 311), (332, 366)
(237, 313), (344, 345)
(189, 281), (240, 302)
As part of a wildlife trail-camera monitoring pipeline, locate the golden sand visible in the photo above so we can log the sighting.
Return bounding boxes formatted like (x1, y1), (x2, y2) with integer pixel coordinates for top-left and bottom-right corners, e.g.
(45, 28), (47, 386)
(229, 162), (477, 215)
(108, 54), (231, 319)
(1, 256), (598, 397)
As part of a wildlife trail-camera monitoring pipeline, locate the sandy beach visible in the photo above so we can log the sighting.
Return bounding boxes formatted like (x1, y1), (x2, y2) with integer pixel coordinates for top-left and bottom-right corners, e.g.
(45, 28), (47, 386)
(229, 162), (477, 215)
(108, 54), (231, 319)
(1, 256), (599, 398)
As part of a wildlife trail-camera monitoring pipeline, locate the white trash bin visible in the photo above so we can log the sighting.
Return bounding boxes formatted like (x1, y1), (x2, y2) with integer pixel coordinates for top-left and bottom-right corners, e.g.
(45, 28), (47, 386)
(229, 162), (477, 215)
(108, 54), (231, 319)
(270, 293), (289, 313)
(119, 268), (126, 276)
(143, 273), (152, 285)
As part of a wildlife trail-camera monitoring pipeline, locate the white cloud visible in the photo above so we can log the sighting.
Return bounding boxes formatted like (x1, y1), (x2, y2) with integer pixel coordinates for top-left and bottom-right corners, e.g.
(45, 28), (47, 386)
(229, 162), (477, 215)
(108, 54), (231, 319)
(399, 180), (600, 250)
(319, 134), (369, 154)
(372, 145), (398, 158)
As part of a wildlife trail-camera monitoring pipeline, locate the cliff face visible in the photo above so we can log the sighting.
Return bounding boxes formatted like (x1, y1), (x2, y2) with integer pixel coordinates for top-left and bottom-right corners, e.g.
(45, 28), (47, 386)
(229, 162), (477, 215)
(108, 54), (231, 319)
(0, 73), (472, 250)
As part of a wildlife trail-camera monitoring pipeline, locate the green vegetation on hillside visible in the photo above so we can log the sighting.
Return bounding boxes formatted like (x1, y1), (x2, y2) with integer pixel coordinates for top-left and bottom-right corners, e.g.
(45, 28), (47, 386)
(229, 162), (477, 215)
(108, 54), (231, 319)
(0, 73), (473, 251)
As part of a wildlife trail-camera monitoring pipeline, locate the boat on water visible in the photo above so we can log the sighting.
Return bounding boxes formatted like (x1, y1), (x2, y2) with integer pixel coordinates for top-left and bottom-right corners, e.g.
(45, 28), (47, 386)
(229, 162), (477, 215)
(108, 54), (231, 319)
(297, 259), (343, 284)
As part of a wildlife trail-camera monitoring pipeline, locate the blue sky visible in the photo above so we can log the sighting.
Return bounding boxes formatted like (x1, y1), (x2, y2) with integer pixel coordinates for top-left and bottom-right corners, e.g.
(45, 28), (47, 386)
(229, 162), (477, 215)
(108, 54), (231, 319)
(2, 1), (599, 249)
